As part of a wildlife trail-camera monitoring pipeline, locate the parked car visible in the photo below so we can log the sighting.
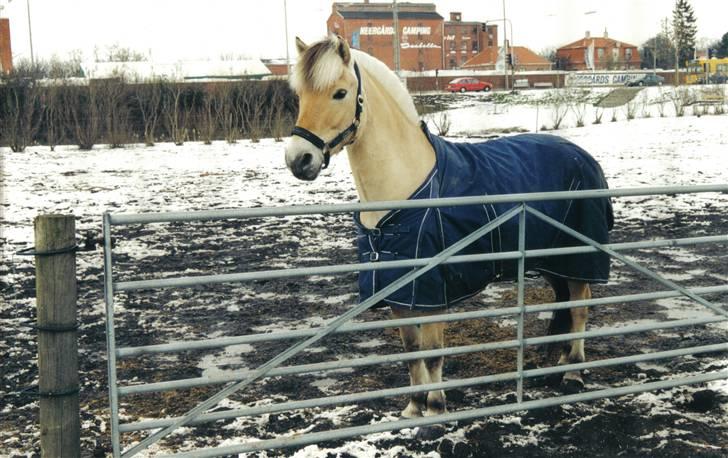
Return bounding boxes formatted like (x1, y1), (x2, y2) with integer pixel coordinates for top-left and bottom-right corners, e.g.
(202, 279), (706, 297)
(626, 74), (665, 87)
(446, 77), (493, 93)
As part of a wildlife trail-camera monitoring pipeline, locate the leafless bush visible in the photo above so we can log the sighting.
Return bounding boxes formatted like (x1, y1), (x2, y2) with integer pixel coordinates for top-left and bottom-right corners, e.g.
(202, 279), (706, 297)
(162, 83), (189, 145)
(593, 107), (604, 124)
(0, 79), (44, 152)
(430, 111), (451, 136)
(43, 83), (65, 151)
(133, 78), (163, 146)
(197, 85), (217, 145)
(639, 94), (651, 118)
(212, 83), (238, 144)
(656, 87), (667, 117)
(96, 79), (130, 148)
(670, 87), (694, 117)
(550, 94), (569, 130)
(571, 101), (587, 127)
(64, 84), (103, 150)
(624, 100), (638, 121)
(239, 81), (268, 143)
(269, 82), (290, 142)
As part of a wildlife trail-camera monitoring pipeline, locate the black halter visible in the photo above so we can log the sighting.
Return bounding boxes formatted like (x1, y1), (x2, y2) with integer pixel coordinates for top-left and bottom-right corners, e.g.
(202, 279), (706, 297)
(291, 63), (364, 170)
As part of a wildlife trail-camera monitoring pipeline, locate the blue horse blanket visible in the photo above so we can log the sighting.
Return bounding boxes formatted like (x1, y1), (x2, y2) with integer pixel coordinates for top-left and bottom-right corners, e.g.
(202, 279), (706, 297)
(355, 124), (613, 311)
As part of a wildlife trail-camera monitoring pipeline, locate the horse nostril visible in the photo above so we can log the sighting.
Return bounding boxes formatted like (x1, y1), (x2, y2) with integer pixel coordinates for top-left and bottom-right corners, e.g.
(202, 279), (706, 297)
(300, 153), (313, 169)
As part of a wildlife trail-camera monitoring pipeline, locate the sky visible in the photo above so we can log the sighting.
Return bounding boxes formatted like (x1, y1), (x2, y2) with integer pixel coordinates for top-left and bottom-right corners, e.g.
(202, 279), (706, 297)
(0, 0), (725, 63)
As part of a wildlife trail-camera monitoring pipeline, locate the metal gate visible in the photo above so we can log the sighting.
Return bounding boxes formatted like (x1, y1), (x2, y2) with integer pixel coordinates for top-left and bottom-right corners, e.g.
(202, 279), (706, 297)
(102, 185), (728, 457)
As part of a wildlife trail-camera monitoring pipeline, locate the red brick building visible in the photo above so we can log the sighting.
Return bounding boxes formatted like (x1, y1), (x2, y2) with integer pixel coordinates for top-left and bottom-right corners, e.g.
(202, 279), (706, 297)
(0, 18), (12, 74)
(327, 2), (444, 72)
(557, 31), (641, 71)
(443, 12), (497, 70)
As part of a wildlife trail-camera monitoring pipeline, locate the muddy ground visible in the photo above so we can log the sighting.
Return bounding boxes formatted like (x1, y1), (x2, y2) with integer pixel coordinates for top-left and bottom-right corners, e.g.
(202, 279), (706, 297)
(2, 180), (727, 457)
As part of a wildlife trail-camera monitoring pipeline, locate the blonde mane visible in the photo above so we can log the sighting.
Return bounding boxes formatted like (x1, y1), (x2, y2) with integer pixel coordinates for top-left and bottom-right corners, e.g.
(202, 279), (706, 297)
(290, 36), (420, 126)
(350, 49), (420, 125)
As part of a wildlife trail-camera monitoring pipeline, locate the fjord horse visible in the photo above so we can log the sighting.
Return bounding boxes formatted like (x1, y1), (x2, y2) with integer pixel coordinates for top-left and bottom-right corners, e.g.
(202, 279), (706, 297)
(284, 35), (611, 424)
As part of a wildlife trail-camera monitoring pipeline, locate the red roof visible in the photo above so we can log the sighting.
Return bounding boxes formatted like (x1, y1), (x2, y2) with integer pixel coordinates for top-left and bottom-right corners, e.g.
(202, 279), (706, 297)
(558, 36), (638, 50)
(462, 46), (551, 68)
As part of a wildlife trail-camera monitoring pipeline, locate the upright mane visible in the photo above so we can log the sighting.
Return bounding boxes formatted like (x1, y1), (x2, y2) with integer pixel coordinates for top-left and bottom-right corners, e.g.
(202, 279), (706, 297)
(290, 36), (420, 126)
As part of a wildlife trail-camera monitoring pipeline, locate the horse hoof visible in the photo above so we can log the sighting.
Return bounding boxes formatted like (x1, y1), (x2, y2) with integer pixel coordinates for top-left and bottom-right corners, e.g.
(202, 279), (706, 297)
(416, 425), (446, 441)
(401, 405), (423, 419)
(545, 373), (563, 388)
(560, 377), (585, 394)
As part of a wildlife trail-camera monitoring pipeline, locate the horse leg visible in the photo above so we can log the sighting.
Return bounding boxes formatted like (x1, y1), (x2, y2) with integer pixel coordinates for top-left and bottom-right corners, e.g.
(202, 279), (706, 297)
(421, 321), (447, 417)
(392, 308), (429, 418)
(544, 274), (572, 365)
(560, 281), (591, 393)
(417, 320), (449, 440)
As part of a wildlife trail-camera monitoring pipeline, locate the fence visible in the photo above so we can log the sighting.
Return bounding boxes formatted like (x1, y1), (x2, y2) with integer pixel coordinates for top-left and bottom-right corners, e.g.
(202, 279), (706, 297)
(102, 184), (728, 457)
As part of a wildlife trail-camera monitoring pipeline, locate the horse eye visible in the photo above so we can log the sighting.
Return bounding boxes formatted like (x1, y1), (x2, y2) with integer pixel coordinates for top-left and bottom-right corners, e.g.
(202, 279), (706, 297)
(333, 89), (347, 100)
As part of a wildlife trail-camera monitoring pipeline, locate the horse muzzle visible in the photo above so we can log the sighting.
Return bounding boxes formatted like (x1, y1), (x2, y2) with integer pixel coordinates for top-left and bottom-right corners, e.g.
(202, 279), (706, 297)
(285, 139), (325, 181)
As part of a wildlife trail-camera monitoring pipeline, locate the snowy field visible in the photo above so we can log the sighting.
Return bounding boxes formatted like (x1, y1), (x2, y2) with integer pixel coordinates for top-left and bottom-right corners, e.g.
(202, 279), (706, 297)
(1, 87), (728, 456)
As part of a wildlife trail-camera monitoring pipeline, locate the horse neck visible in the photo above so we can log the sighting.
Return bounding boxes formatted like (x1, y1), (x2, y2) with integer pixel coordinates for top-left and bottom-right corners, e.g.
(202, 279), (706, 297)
(346, 65), (436, 228)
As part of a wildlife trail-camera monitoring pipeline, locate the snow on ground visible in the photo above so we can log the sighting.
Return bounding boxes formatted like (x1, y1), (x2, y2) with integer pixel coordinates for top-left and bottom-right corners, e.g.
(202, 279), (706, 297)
(1, 86), (727, 456)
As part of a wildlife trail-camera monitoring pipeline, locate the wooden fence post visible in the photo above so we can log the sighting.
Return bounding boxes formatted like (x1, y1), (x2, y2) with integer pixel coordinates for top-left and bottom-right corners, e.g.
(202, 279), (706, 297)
(34, 214), (80, 456)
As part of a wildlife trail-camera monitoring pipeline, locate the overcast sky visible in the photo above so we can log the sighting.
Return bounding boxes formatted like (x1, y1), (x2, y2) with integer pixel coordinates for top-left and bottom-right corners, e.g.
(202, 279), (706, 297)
(0, 0), (724, 63)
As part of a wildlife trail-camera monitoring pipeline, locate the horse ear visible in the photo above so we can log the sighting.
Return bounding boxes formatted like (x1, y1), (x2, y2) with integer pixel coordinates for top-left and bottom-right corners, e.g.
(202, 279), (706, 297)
(335, 35), (351, 64)
(295, 37), (308, 55)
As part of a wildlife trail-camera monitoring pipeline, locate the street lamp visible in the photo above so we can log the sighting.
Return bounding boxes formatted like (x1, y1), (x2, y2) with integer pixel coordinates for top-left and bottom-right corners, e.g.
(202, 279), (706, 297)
(483, 17), (513, 91)
(283, 0), (290, 77)
(26, 0), (33, 65)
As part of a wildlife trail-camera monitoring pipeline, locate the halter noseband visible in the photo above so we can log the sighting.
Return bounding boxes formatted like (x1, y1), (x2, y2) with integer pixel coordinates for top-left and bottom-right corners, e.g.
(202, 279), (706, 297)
(291, 63), (364, 170)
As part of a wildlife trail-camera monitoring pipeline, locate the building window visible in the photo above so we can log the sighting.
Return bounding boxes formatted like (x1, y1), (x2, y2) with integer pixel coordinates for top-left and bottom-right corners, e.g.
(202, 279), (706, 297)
(450, 41), (456, 51)
(472, 42), (478, 53)
(450, 58), (457, 68)
(612, 48), (620, 61)
(625, 48), (633, 61)
(597, 48), (605, 60)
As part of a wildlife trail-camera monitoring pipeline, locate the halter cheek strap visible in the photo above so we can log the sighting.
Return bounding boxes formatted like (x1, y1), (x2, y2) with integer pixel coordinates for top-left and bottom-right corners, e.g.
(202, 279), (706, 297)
(291, 62), (364, 170)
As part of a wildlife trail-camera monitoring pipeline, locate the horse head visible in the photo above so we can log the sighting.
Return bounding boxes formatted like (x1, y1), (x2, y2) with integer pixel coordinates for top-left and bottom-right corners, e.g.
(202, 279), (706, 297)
(285, 35), (364, 181)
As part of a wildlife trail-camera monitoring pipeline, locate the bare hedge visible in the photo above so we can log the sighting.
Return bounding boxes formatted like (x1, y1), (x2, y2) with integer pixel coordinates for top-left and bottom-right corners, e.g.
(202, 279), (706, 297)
(0, 77), (298, 151)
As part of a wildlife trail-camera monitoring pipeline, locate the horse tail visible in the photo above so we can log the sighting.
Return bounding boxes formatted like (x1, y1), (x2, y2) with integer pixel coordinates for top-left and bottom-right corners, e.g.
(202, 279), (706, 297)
(606, 197), (615, 231)
(545, 275), (572, 356)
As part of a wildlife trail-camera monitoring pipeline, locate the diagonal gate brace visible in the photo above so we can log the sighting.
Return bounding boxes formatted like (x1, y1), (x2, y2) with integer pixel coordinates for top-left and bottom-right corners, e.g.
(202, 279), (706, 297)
(526, 206), (728, 319)
(120, 205), (524, 456)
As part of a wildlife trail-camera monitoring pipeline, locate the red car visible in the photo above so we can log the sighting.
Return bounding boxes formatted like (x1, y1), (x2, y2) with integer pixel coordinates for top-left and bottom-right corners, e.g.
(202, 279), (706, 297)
(446, 77), (493, 93)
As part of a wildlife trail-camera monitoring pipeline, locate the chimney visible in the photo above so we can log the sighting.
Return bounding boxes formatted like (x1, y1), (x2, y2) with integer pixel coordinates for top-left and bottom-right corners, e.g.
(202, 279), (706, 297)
(0, 18), (12, 75)
(604, 28), (608, 39)
(585, 31), (590, 39)
(450, 12), (461, 22)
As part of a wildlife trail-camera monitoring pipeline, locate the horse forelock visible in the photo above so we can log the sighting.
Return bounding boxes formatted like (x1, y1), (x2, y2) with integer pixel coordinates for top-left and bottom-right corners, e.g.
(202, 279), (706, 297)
(291, 38), (351, 93)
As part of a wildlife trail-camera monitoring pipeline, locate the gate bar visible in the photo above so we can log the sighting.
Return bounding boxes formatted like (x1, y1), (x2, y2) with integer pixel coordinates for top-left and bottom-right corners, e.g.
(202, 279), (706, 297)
(527, 206), (728, 319)
(159, 371), (728, 457)
(516, 204), (526, 402)
(117, 283), (728, 358)
(118, 315), (726, 396)
(103, 213), (122, 458)
(121, 342), (728, 432)
(113, 234), (728, 292)
(119, 206), (521, 457)
(108, 184), (728, 226)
